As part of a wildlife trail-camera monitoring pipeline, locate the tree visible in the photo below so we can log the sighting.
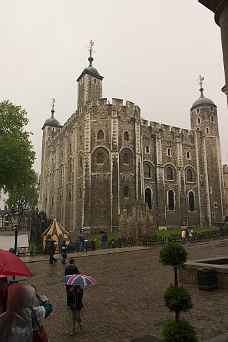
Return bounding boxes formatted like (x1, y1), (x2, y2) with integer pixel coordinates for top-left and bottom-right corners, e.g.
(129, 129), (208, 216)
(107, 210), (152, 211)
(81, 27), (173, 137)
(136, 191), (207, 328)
(6, 169), (39, 211)
(0, 100), (35, 192)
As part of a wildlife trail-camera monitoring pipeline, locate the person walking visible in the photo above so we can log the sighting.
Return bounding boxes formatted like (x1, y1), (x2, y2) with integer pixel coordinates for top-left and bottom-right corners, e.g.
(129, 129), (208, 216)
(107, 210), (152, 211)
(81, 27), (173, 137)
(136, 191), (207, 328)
(181, 230), (186, 244)
(65, 258), (80, 308)
(61, 241), (68, 264)
(49, 241), (57, 264)
(189, 228), (194, 242)
(68, 285), (83, 336)
(79, 234), (86, 253)
(0, 283), (52, 341)
(101, 232), (108, 249)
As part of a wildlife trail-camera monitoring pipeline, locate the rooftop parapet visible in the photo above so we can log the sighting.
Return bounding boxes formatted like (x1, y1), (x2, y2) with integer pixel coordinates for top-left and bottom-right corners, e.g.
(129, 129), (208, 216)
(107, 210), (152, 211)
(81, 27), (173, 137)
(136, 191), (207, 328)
(97, 98), (108, 106)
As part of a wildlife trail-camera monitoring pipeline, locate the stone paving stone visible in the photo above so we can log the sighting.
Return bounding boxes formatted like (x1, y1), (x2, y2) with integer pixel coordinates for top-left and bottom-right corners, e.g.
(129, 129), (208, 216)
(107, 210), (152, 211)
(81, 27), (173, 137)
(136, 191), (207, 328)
(17, 240), (228, 342)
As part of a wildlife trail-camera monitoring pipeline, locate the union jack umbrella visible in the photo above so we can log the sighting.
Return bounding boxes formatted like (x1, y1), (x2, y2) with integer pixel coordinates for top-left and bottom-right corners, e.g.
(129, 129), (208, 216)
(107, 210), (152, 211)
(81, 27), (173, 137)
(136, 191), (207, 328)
(60, 274), (96, 286)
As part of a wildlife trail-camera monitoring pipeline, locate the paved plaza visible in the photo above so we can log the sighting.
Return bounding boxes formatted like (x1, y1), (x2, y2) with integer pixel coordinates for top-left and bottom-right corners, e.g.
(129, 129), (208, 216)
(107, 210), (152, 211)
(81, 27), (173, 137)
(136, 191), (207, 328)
(18, 240), (228, 342)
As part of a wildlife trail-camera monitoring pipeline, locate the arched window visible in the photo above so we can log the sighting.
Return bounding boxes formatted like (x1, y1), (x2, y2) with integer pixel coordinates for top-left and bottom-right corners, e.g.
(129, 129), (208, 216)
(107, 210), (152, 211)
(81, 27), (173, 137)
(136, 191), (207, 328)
(97, 152), (103, 164)
(186, 151), (191, 159)
(124, 131), (129, 141)
(168, 190), (175, 210)
(145, 145), (150, 153)
(145, 188), (152, 209)
(166, 167), (173, 180)
(189, 191), (195, 211)
(144, 164), (151, 178)
(97, 130), (104, 140)
(124, 186), (129, 198)
(123, 153), (129, 164)
(79, 156), (82, 167)
(186, 169), (193, 182)
(211, 116), (214, 122)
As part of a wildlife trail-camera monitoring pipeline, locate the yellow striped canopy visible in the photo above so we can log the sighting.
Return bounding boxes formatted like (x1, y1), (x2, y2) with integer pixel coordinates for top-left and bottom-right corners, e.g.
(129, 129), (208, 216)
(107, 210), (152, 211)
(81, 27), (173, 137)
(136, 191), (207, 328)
(42, 218), (69, 247)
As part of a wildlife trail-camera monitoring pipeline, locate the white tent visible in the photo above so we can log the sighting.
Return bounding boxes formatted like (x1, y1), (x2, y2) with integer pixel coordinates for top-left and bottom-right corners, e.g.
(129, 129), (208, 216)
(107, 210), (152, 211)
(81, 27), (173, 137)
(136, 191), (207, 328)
(0, 234), (29, 251)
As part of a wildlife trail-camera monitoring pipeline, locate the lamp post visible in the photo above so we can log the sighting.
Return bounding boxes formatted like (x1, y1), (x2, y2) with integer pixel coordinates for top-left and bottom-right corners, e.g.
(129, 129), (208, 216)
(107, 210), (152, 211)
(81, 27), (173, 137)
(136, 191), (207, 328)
(6, 208), (22, 283)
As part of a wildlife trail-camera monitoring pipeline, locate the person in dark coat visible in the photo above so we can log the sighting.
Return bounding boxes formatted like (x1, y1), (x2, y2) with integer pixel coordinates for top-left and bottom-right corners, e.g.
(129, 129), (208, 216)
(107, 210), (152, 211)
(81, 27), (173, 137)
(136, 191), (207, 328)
(61, 241), (68, 264)
(65, 258), (80, 308)
(68, 285), (83, 335)
(49, 241), (57, 264)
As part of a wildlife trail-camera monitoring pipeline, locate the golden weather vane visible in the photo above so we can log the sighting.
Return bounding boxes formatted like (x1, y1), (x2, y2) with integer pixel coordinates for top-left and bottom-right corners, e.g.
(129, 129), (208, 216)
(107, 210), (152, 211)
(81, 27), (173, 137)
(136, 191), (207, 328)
(87, 40), (95, 58)
(197, 75), (204, 88)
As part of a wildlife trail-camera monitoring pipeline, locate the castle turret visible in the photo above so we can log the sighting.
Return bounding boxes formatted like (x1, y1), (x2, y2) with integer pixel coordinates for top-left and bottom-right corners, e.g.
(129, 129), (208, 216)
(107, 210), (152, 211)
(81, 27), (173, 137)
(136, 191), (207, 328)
(40, 99), (62, 213)
(190, 76), (224, 226)
(76, 40), (103, 112)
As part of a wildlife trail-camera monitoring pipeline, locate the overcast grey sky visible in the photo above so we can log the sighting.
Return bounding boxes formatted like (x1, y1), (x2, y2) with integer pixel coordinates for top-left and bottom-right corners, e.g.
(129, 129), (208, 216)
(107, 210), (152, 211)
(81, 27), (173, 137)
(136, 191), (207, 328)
(0, 0), (227, 174)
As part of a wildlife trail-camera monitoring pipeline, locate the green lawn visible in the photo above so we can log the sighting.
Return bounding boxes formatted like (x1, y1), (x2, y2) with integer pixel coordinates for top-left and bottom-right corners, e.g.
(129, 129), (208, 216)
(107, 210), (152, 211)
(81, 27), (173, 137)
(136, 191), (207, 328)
(88, 227), (220, 249)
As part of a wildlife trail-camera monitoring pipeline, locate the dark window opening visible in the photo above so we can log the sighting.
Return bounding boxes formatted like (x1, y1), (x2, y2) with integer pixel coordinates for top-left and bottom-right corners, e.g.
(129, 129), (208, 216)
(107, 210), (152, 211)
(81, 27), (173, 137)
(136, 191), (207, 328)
(168, 190), (174, 210)
(97, 130), (104, 140)
(124, 186), (129, 198)
(145, 188), (152, 209)
(97, 152), (103, 164)
(186, 169), (193, 182)
(189, 191), (194, 211)
(144, 164), (151, 178)
(166, 167), (173, 180)
(124, 131), (129, 141)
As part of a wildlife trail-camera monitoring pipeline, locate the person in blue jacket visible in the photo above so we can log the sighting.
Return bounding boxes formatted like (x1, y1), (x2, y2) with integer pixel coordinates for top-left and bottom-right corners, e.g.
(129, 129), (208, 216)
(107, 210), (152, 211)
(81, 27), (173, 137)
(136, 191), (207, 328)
(0, 283), (52, 341)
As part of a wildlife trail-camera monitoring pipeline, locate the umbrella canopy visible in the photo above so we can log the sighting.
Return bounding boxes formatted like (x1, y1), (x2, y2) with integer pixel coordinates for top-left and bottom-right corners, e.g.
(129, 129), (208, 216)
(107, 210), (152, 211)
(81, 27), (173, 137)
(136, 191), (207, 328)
(0, 249), (32, 277)
(42, 218), (69, 247)
(60, 274), (96, 286)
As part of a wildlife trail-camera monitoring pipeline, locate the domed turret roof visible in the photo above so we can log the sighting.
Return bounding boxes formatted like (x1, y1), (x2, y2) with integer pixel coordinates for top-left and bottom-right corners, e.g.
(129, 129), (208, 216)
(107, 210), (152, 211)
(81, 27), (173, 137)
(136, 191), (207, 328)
(42, 99), (62, 130)
(191, 77), (216, 110)
(43, 116), (61, 127)
(85, 65), (100, 76)
(191, 93), (215, 109)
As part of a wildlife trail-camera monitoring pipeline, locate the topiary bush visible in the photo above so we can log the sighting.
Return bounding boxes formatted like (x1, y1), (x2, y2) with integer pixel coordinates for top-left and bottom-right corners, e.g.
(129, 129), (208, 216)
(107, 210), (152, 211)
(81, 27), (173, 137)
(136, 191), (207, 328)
(161, 319), (198, 342)
(164, 284), (193, 312)
(159, 242), (198, 341)
(159, 243), (188, 268)
(159, 243), (188, 286)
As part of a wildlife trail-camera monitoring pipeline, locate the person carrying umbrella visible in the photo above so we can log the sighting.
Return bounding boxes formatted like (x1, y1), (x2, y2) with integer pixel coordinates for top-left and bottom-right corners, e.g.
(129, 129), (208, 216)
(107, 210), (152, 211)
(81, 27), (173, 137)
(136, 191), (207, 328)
(68, 285), (83, 335)
(60, 273), (96, 336)
(65, 258), (80, 308)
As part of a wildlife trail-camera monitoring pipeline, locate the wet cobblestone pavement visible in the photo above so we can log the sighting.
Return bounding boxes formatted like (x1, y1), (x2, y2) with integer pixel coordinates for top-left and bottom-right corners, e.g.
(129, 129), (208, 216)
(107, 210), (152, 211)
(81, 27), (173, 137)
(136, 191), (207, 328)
(17, 240), (228, 342)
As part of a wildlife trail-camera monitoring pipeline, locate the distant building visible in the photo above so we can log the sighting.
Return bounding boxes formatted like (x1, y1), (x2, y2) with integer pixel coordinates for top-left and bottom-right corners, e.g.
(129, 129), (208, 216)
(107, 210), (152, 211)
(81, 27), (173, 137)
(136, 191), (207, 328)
(39, 45), (225, 234)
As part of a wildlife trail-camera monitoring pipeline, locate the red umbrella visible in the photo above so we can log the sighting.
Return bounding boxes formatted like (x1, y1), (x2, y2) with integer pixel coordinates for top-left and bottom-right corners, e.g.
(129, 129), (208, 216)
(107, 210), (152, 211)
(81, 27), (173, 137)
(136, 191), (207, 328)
(0, 249), (32, 277)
